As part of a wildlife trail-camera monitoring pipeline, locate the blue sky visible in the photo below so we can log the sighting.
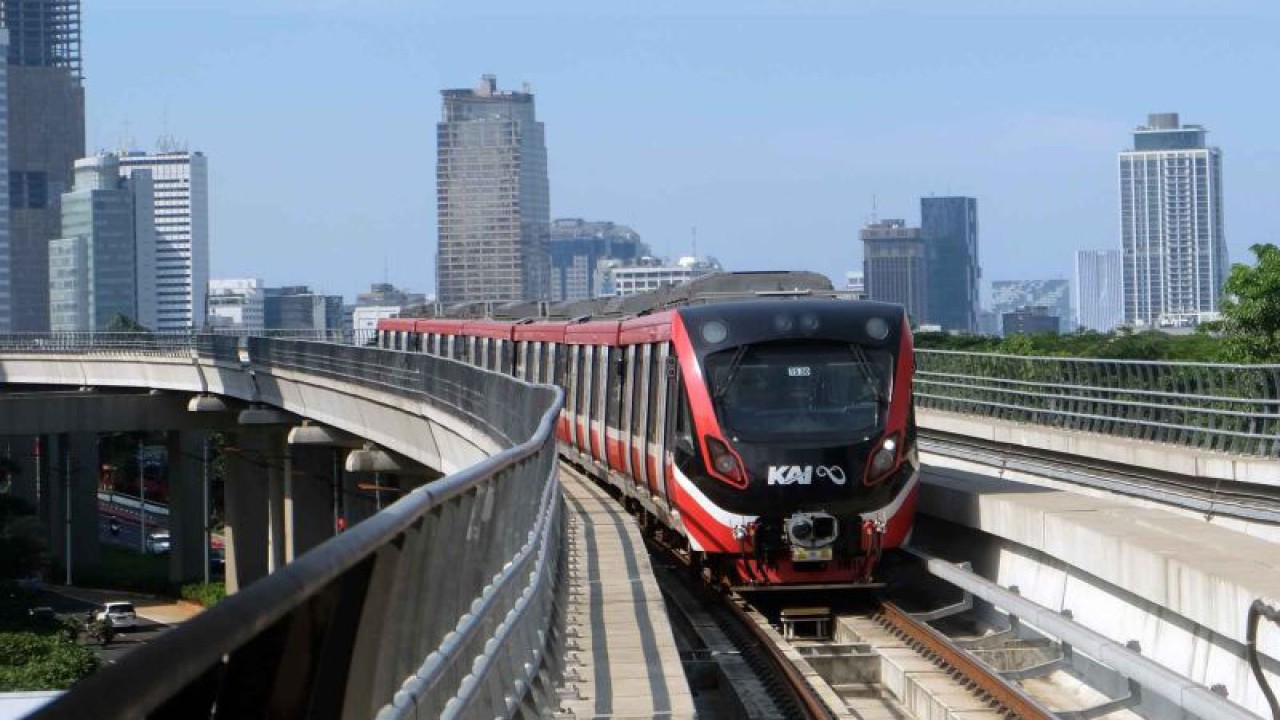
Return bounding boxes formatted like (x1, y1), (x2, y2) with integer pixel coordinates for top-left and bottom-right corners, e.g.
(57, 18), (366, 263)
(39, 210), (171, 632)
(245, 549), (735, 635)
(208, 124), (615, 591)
(85, 1), (1279, 303)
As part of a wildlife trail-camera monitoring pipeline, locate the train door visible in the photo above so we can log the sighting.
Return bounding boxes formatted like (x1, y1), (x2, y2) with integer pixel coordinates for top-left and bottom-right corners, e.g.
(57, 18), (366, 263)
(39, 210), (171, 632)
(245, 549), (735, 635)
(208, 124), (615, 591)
(605, 347), (625, 473)
(637, 345), (656, 495)
(593, 345), (608, 463)
(652, 342), (673, 508)
(624, 344), (640, 488)
(583, 345), (596, 459)
(566, 345), (580, 448)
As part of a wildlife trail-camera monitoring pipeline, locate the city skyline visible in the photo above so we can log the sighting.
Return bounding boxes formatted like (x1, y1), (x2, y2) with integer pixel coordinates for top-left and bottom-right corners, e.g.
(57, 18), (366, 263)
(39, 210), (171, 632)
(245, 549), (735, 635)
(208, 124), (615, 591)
(67, 2), (1280, 302)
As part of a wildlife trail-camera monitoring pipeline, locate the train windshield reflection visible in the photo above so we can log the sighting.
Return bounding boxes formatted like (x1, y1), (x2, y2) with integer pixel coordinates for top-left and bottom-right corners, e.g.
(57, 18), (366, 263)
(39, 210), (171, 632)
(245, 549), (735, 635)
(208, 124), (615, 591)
(706, 341), (892, 441)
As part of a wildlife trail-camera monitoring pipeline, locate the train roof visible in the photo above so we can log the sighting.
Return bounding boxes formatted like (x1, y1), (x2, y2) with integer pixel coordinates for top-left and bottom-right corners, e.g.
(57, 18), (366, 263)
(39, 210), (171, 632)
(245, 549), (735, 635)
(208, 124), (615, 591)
(390, 271), (839, 323)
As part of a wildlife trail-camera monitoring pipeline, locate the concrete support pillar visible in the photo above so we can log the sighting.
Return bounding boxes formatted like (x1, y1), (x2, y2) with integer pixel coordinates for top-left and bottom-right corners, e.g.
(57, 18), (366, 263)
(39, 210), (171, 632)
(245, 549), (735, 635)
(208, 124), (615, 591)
(286, 446), (339, 561)
(267, 445), (288, 573)
(45, 433), (101, 582)
(342, 466), (380, 527)
(223, 430), (272, 594)
(1, 436), (41, 507)
(165, 430), (207, 584)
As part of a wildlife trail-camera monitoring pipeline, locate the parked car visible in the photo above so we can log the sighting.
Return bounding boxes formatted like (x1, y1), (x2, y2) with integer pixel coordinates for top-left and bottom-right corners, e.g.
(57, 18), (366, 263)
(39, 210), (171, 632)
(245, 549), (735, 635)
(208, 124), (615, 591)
(95, 601), (138, 629)
(146, 530), (171, 555)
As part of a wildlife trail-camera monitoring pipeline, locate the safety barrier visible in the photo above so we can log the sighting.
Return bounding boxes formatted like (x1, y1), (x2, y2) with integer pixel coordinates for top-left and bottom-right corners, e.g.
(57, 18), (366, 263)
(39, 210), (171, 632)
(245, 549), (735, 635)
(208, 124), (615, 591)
(27, 340), (566, 720)
(915, 349), (1280, 456)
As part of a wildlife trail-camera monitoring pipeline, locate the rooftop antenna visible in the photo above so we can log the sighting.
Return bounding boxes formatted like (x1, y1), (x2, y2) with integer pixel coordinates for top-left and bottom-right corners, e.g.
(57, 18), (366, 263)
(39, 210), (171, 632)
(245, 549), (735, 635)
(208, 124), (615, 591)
(383, 253), (389, 284)
(870, 194), (879, 224)
(691, 226), (698, 260)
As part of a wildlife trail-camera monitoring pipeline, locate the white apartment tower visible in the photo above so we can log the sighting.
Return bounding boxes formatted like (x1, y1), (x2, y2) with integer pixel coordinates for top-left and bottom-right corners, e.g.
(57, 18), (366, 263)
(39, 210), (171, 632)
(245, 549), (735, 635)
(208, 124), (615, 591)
(1119, 113), (1227, 328)
(1075, 249), (1123, 333)
(119, 149), (209, 331)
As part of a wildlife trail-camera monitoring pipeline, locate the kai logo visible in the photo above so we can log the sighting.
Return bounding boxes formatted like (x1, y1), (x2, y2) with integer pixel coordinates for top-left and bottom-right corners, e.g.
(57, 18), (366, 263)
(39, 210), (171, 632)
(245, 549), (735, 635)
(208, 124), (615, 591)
(767, 465), (847, 486)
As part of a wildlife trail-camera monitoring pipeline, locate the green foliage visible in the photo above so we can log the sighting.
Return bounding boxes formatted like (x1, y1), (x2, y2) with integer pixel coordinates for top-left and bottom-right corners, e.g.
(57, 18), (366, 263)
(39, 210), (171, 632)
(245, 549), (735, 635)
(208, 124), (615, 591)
(0, 631), (99, 690)
(77, 545), (173, 596)
(180, 581), (226, 607)
(915, 327), (1224, 362)
(105, 313), (150, 333)
(1214, 243), (1280, 363)
(0, 496), (45, 581)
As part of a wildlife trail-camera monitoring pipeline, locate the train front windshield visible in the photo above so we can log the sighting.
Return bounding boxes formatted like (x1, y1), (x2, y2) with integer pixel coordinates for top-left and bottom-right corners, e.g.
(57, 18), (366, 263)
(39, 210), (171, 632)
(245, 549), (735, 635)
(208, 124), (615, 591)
(705, 341), (893, 443)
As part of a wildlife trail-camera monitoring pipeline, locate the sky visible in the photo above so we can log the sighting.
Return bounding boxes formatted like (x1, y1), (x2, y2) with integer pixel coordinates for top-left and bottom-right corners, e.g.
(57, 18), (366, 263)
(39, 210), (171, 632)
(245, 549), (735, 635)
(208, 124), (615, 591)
(84, 0), (1280, 304)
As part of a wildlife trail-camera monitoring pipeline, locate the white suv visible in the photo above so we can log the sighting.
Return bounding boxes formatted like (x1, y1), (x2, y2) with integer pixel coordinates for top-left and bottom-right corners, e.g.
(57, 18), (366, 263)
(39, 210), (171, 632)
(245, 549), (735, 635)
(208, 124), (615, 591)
(95, 601), (138, 629)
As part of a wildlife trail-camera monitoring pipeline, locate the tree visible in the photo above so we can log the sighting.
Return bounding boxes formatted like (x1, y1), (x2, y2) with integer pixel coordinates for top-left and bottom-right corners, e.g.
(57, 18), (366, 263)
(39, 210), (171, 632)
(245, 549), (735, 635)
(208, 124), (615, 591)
(1214, 243), (1280, 363)
(106, 313), (149, 333)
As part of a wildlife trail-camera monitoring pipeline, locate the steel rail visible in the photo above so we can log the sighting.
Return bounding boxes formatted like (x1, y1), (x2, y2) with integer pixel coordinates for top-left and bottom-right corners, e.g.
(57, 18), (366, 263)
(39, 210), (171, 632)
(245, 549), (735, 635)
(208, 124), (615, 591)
(919, 432), (1280, 524)
(905, 547), (1265, 720)
(721, 597), (837, 720)
(878, 601), (1058, 720)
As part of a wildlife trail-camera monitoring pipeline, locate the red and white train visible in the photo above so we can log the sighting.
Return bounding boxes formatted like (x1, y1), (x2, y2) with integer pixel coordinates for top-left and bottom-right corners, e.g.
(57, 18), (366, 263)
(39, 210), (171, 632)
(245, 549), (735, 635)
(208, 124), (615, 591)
(378, 272), (919, 587)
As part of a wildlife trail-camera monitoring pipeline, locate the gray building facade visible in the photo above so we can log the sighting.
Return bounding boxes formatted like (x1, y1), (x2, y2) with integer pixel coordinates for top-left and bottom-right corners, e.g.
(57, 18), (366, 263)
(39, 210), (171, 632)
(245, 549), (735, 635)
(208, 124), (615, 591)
(1119, 113), (1227, 328)
(922, 196), (980, 332)
(2, 0), (86, 331)
(264, 286), (343, 332)
(49, 154), (156, 332)
(437, 75), (550, 305)
(1075, 249), (1123, 332)
(991, 279), (1070, 334)
(1002, 305), (1060, 336)
(860, 219), (928, 323)
(549, 218), (647, 301)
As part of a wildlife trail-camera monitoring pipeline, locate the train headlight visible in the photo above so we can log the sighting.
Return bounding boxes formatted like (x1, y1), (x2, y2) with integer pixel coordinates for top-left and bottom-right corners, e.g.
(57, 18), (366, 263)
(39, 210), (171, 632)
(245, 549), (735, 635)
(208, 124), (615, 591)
(866, 317), (890, 340)
(705, 435), (747, 488)
(865, 434), (900, 486)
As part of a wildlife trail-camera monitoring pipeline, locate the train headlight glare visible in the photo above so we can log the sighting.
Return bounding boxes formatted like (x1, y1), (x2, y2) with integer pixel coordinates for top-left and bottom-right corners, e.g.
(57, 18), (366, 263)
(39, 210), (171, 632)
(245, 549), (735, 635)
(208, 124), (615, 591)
(714, 453), (736, 475)
(869, 447), (895, 478)
(701, 320), (728, 344)
(866, 317), (890, 340)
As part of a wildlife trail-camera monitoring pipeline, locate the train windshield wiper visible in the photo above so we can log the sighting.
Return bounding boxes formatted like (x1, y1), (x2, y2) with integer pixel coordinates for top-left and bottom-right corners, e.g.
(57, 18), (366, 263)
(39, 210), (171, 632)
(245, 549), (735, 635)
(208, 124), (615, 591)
(712, 344), (751, 402)
(849, 344), (887, 406)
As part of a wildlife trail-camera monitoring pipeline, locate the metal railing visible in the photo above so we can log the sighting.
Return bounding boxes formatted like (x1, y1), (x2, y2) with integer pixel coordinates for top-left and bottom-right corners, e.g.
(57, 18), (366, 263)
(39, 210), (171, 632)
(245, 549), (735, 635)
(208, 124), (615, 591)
(28, 340), (566, 720)
(915, 349), (1280, 457)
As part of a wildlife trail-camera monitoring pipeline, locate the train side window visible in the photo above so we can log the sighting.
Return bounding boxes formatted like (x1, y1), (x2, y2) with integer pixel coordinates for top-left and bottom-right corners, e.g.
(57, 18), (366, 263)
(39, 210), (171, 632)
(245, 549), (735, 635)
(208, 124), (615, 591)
(588, 346), (601, 426)
(673, 372), (695, 454)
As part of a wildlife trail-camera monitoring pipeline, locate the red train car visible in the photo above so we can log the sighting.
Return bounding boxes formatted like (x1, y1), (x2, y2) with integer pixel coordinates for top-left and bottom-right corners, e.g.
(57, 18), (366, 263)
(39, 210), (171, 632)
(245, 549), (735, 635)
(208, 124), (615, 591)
(378, 272), (919, 587)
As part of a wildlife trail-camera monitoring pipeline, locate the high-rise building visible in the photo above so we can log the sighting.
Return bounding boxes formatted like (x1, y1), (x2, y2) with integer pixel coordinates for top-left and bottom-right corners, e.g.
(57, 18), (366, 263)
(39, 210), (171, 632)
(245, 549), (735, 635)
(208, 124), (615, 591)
(355, 282), (427, 308)
(48, 155), (156, 331)
(603, 256), (722, 297)
(549, 218), (648, 301)
(861, 219), (928, 322)
(843, 271), (865, 299)
(117, 149), (209, 331)
(1075, 250), (1123, 332)
(921, 197), (980, 332)
(1001, 305), (1060, 336)
(1119, 113), (1227, 328)
(437, 75), (550, 305)
(2, 0), (86, 331)
(264, 286), (343, 332)
(990, 279), (1071, 334)
(0, 29), (9, 331)
(207, 278), (265, 332)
